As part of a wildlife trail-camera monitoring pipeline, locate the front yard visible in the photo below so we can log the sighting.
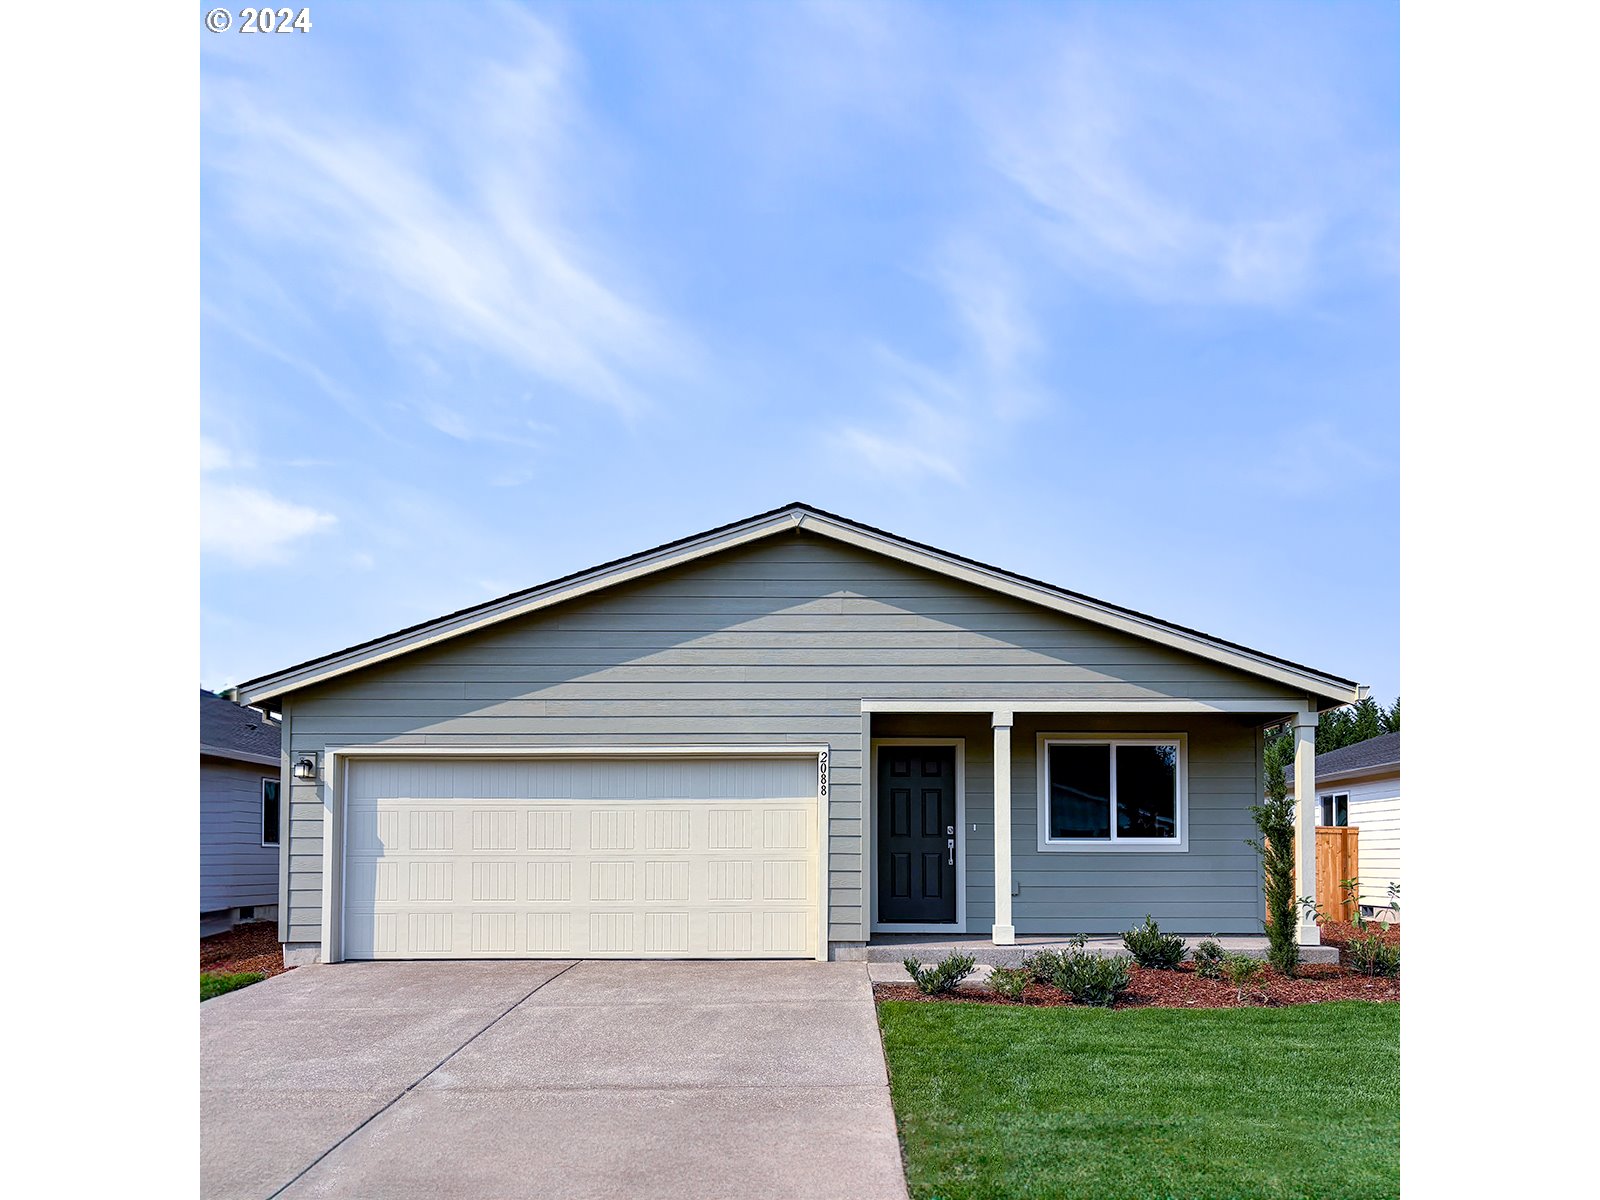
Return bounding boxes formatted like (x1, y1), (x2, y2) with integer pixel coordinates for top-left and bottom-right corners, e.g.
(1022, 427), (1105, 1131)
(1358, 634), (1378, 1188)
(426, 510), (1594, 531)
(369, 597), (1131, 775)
(878, 1000), (1398, 1200)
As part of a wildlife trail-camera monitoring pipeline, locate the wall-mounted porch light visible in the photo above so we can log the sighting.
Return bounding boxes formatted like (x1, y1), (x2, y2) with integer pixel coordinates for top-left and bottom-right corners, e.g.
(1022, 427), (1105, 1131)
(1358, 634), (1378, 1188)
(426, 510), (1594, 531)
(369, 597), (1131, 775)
(293, 755), (317, 781)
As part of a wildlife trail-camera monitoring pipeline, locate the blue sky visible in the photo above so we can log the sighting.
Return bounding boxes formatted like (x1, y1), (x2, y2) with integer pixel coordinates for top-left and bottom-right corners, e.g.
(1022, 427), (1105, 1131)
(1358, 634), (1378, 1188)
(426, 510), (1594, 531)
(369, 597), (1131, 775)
(200, 0), (1398, 700)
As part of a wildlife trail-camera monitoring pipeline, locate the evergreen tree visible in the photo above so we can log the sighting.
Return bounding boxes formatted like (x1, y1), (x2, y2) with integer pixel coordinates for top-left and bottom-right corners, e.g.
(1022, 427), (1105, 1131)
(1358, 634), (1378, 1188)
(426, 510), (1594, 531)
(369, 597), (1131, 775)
(1310, 695), (1400, 754)
(1250, 744), (1301, 977)
(1380, 696), (1400, 734)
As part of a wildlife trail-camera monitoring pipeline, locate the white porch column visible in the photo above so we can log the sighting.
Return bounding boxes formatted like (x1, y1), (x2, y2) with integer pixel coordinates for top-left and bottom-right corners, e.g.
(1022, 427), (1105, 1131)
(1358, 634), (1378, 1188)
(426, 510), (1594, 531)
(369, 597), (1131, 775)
(1293, 710), (1321, 946)
(992, 710), (1015, 945)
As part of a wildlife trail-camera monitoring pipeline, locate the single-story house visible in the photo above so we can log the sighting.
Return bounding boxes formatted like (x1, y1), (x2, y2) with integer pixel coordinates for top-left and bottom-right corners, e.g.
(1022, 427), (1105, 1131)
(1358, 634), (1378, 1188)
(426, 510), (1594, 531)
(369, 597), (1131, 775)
(234, 503), (1364, 966)
(201, 688), (283, 935)
(1286, 731), (1400, 919)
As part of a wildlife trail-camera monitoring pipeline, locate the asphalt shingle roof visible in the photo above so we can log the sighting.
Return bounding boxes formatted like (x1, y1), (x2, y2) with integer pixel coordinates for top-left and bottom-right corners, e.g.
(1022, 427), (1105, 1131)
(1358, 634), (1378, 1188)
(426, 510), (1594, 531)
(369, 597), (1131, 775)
(200, 689), (281, 760)
(1283, 731), (1400, 783)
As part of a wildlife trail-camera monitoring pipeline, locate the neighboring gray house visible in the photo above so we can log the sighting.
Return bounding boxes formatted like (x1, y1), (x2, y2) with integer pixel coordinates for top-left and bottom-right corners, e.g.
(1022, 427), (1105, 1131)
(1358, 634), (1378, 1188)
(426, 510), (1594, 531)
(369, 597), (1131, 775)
(235, 503), (1364, 966)
(201, 689), (282, 935)
(1287, 731), (1400, 919)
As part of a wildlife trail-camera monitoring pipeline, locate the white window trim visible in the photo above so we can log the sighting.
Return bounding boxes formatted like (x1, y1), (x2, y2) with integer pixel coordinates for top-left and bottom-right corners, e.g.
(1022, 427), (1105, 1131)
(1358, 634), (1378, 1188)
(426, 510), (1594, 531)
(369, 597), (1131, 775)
(1035, 732), (1188, 853)
(261, 777), (281, 847)
(1319, 792), (1351, 827)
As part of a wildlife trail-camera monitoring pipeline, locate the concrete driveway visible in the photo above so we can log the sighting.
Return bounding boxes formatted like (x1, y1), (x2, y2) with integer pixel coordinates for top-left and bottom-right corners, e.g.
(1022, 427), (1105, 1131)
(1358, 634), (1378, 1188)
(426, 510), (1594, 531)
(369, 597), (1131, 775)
(201, 960), (907, 1200)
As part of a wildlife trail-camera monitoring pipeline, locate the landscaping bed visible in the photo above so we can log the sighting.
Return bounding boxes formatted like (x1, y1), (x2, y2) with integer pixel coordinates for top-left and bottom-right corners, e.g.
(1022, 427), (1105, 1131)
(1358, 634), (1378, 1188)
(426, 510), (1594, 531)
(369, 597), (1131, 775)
(875, 959), (1398, 1008)
(1319, 918), (1400, 953)
(879, 1000), (1399, 1200)
(201, 921), (291, 980)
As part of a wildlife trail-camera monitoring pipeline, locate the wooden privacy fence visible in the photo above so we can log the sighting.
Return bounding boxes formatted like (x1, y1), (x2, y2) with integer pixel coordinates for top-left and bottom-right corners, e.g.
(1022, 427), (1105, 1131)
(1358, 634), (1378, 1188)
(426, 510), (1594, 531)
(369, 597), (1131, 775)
(1274, 827), (1361, 922)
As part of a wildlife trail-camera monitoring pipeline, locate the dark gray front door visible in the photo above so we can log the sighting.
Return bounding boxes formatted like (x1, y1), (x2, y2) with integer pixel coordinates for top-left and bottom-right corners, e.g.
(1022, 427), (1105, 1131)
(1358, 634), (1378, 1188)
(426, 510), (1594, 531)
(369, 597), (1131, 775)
(878, 746), (957, 924)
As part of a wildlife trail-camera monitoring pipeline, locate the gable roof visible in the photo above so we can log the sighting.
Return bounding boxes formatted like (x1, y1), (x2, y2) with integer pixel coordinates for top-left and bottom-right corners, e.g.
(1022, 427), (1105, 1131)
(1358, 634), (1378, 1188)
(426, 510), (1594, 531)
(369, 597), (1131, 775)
(201, 689), (281, 766)
(235, 502), (1363, 707)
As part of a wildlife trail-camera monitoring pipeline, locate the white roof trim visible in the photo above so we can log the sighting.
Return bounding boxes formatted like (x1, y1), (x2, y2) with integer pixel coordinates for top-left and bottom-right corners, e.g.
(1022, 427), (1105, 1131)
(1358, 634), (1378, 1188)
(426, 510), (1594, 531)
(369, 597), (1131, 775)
(1285, 761), (1401, 793)
(201, 743), (280, 768)
(238, 505), (1361, 706)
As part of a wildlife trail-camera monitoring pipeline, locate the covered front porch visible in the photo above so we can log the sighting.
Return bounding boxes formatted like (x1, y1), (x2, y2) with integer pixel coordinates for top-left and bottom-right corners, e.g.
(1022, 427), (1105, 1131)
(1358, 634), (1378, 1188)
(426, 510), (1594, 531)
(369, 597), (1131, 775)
(854, 700), (1326, 957)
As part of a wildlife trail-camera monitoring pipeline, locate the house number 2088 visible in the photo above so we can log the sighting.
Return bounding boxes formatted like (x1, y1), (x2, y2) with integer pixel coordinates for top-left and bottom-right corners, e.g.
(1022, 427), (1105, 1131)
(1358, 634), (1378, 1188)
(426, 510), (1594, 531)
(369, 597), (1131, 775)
(818, 751), (829, 797)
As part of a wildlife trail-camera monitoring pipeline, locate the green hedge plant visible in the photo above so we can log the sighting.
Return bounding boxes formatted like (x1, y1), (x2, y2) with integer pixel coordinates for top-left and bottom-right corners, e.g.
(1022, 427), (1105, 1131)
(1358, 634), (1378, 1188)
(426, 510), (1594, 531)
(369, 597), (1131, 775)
(987, 965), (1030, 1002)
(1122, 915), (1187, 969)
(1345, 933), (1400, 978)
(1019, 947), (1068, 984)
(1221, 954), (1266, 1004)
(902, 951), (977, 995)
(1191, 938), (1226, 980)
(1045, 940), (1133, 1007)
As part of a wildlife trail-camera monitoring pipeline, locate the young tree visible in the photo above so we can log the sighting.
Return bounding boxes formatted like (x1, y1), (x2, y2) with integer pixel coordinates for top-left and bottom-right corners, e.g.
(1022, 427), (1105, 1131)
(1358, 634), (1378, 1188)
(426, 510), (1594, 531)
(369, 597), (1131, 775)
(1250, 733), (1301, 977)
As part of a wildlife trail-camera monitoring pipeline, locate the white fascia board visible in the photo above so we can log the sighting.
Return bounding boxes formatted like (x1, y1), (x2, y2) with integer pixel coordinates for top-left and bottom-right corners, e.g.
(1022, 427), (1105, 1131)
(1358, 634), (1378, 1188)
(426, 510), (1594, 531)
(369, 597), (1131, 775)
(803, 514), (1359, 704)
(240, 505), (1359, 707)
(1285, 762), (1401, 793)
(201, 744), (281, 767)
(238, 511), (805, 705)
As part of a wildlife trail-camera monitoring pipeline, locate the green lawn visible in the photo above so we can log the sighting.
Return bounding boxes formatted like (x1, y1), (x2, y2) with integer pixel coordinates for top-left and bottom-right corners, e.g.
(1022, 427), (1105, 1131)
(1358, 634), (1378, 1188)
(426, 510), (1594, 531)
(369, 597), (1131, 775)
(878, 1000), (1398, 1200)
(200, 971), (265, 1001)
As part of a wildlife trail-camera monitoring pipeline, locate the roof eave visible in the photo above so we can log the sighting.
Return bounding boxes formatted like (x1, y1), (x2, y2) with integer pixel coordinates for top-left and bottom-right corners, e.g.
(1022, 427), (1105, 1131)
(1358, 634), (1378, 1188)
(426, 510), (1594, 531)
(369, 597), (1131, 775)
(237, 504), (1362, 708)
(201, 744), (281, 768)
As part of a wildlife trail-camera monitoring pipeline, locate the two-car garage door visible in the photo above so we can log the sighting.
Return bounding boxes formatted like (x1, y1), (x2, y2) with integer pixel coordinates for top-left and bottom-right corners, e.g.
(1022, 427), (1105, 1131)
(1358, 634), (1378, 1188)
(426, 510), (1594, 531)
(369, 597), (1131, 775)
(341, 755), (822, 960)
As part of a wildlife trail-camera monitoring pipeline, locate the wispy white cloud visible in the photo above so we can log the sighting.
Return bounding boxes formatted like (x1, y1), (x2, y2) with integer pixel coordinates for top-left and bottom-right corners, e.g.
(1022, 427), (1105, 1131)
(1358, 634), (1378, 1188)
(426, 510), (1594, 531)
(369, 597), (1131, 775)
(833, 349), (989, 487)
(837, 242), (1050, 486)
(930, 240), (1040, 378)
(836, 425), (965, 487)
(964, 14), (1388, 308)
(201, 482), (337, 566)
(199, 435), (242, 472)
(204, 4), (683, 420)
(1256, 420), (1393, 498)
(201, 434), (337, 566)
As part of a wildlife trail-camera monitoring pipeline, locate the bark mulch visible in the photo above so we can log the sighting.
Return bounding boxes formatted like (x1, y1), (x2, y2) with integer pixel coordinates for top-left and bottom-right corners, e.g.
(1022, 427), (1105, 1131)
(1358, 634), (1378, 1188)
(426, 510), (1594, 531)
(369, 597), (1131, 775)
(201, 921), (292, 979)
(1319, 919), (1400, 954)
(874, 961), (1398, 1010)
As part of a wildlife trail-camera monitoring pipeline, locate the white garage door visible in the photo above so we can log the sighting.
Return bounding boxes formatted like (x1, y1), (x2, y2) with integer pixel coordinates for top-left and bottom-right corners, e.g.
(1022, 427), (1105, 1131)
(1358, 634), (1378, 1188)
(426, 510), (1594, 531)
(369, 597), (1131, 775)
(341, 755), (822, 960)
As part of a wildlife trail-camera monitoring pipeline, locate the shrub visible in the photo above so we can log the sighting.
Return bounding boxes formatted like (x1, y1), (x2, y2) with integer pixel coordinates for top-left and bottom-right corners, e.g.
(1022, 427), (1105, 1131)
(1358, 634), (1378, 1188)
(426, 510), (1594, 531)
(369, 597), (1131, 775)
(1345, 933), (1400, 978)
(1019, 945), (1071, 984)
(1221, 953), (1266, 1004)
(1122, 915), (1187, 969)
(1191, 938), (1226, 980)
(902, 951), (977, 995)
(987, 965), (1030, 1002)
(1050, 949), (1133, 1008)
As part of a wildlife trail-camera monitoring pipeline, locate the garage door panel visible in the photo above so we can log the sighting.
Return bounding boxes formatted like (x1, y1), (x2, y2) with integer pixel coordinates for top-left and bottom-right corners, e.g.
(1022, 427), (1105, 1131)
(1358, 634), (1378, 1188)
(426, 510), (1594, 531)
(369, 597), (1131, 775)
(343, 757), (819, 960)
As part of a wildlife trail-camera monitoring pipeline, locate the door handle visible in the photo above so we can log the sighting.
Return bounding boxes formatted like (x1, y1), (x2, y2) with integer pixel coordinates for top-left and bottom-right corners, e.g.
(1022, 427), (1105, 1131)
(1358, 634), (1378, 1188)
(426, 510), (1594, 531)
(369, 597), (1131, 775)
(947, 837), (955, 866)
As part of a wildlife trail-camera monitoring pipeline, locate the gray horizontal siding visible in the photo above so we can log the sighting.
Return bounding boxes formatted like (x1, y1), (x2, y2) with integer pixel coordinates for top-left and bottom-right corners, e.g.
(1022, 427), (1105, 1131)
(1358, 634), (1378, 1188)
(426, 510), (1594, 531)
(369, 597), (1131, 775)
(200, 758), (279, 911)
(282, 533), (1294, 946)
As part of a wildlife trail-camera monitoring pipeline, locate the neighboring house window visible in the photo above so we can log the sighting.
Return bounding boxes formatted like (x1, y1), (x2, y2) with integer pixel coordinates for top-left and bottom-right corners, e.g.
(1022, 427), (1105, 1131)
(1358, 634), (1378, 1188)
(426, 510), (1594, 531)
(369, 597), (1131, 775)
(261, 778), (281, 846)
(1319, 792), (1350, 826)
(1037, 735), (1187, 851)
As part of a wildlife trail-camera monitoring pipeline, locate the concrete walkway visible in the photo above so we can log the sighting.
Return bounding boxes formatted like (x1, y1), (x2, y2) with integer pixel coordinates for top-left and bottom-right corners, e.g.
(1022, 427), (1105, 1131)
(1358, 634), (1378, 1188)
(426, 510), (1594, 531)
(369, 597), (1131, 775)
(201, 960), (907, 1200)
